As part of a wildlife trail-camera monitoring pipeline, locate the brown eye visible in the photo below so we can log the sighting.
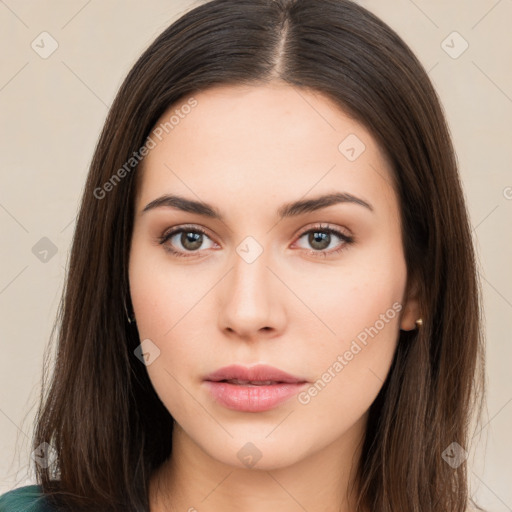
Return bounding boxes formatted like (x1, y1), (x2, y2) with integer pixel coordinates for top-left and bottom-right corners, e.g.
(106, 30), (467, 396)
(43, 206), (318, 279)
(295, 225), (354, 257)
(307, 231), (331, 251)
(158, 226), (215, 257)
(178, 231), (204, 251)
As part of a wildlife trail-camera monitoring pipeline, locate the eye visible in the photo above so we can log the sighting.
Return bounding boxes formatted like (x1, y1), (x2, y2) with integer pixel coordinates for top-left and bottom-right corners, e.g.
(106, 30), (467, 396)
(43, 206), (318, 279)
(293, 224), (354, 257)
(157, 225), (216, 258)
(157, 223), (354, 259)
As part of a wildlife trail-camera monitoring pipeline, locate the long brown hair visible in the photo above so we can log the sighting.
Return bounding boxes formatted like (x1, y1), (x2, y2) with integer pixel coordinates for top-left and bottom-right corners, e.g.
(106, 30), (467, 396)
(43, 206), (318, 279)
(30, 0), (485, 510)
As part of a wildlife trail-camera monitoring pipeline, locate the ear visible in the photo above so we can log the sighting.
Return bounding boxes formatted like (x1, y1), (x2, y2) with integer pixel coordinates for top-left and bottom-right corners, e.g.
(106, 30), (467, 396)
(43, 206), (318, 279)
(399, 276), (422, 331)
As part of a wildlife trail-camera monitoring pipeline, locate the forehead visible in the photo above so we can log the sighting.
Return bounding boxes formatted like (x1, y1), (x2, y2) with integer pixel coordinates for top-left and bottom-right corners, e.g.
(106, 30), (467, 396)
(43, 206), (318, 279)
(136, 82), (398, 219)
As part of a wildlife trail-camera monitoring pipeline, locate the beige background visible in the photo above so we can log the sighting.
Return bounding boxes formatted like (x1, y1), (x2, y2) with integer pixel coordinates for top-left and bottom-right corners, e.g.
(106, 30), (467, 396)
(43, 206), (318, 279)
(1, 0), (511, 509)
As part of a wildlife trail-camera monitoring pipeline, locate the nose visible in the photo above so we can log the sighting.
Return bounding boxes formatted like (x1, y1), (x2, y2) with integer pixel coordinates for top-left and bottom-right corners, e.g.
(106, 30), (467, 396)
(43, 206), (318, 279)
(218, 246), (286, 340)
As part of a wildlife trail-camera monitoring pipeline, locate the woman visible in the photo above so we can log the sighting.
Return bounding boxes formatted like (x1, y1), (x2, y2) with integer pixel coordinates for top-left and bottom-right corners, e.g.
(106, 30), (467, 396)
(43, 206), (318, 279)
(0, 0), (486, 510)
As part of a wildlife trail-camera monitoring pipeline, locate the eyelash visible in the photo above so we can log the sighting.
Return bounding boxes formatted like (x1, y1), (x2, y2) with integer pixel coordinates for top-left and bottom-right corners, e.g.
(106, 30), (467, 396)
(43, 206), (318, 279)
(157, 223), (354, 259)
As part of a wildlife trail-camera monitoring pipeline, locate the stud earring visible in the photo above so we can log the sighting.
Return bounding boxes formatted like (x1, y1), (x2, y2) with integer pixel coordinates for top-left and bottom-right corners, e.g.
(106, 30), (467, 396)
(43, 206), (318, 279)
(415, 318), (423, 329)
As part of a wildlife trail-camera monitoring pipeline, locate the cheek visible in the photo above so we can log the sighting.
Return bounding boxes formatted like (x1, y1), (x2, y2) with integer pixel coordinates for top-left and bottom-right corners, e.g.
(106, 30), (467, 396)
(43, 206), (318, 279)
(128, 237), (210, 339)
(292, 293), (402, 444)
(291, 247), (406, 412)
(128, 251), (207, 422)
(295, 247), (406, 353)
(128, 239), (218, 395)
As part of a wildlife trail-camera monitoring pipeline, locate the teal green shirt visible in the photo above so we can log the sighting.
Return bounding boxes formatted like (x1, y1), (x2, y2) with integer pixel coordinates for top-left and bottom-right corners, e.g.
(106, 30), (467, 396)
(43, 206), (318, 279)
(0, 485), (55, 512)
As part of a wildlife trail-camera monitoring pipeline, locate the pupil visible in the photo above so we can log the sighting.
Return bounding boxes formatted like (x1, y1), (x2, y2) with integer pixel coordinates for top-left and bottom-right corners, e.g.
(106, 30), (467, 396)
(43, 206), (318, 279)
(309, 232), (329, 250)
(182, 232), (202, 250)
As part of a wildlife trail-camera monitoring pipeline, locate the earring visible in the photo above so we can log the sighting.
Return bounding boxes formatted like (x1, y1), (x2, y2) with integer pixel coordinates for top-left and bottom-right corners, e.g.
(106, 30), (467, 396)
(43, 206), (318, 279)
(415, 318), (423, 329)
(123, 297), (136, 324)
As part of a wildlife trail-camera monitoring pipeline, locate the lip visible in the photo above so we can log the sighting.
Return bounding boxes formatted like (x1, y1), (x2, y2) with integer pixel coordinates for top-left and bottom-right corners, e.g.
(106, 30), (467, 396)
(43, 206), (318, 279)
(203, 364), (308, 412)
(204, 364), (307, 384)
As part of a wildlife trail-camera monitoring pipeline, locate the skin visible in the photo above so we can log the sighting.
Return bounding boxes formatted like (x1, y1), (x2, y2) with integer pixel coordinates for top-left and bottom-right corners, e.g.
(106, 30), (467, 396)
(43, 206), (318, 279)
(128, 81), (420, 512)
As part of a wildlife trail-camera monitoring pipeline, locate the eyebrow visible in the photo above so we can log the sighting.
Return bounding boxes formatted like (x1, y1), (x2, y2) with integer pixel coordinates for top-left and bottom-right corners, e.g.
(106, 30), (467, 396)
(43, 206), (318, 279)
(141, 192), (374, 219)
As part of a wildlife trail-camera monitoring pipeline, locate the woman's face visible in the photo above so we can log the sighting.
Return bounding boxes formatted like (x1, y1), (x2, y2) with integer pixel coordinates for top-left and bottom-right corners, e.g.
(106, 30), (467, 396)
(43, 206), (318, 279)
(129, 81), (419, 470)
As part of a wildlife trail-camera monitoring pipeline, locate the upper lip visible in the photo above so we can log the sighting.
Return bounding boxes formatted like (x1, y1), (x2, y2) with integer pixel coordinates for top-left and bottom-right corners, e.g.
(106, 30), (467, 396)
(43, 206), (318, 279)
(204, 364), (308, 383)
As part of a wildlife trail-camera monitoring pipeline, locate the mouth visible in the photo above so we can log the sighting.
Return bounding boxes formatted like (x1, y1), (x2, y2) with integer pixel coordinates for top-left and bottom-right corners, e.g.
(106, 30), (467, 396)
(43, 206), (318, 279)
(204, 363), (308, 384)
(215, 379), (295, 386)
(203, 364), (308, 412)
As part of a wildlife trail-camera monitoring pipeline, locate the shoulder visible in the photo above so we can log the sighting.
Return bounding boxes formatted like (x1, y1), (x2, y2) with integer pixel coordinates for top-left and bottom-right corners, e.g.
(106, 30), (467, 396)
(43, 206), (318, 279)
(0, 485), (55, 512)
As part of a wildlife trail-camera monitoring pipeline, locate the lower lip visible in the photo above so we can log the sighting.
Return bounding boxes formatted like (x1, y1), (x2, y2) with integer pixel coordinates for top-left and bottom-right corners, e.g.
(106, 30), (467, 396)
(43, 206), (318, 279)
(204, 381), (308, 412)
